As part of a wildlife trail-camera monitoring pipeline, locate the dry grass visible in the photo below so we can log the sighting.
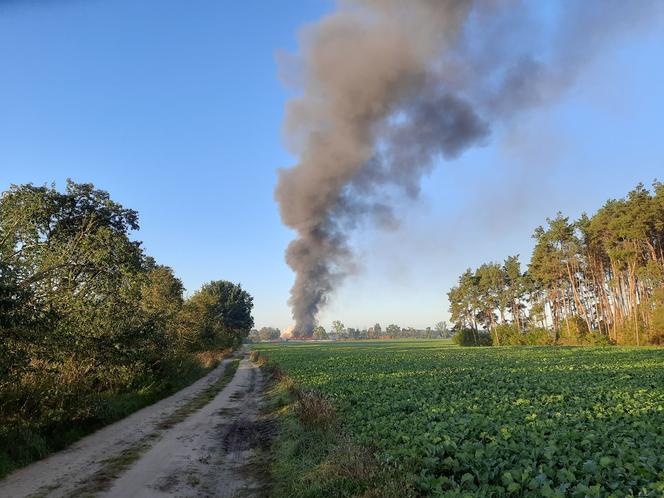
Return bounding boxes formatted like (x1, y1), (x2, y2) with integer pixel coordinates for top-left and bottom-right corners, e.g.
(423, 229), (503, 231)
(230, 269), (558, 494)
(249, 350), (263, 364)
(251, 351), (294, 393)
(195, 349), (231, 369)
(294, 390), (337, 432)
(306, 436), (413, 498)
(326, 437), (376, 481)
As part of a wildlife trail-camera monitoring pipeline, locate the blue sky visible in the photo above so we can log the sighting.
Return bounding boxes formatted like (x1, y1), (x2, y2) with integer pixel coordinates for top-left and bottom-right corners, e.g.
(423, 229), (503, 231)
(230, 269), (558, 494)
(1, 1), (663, 331)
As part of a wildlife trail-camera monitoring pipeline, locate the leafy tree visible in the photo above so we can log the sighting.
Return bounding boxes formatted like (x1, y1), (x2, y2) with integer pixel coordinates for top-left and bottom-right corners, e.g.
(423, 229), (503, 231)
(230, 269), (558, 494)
(368, 323), (382, 338)
(313, 326), (328, 340)
(476, 263), (503, 341)
(448, 269), (480, 334)
(181, 280), (254, 349)
(0, 181), (255, 472)
(503, 255), (526, 332)
(140, 259), (185, 346)
(259, 327), (281, 341)
(435, 321), (450, 338)
(0, 181), (149, 368)
(449, 182), (664, 346)
(332, 320), (345, 338)
(385, 324), (400, 338)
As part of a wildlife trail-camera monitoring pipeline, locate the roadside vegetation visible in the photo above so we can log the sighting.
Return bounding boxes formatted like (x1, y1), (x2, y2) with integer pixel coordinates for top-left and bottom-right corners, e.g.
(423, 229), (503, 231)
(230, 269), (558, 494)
(254, 340), (664, 497)
(251, 350), (410, 498)
(449, 182), (664, 346)
(0, 181), (254, 477)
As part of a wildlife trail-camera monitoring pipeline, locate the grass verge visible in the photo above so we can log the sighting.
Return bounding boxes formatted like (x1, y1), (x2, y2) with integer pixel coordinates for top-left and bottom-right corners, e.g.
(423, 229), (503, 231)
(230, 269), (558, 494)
(251, 351), (413, 498)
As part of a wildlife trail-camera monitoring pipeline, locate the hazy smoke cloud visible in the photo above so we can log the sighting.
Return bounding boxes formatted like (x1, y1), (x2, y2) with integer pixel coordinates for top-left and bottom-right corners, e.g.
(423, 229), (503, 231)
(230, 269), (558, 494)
(275, 0), (662, 335)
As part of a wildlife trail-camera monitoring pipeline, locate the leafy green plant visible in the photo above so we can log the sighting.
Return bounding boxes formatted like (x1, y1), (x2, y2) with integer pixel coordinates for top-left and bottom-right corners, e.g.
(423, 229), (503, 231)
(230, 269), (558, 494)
(255, 340), (664, 497)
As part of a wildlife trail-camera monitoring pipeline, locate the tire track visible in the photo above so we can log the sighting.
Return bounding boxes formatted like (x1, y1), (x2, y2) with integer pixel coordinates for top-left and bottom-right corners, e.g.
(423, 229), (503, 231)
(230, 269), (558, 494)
(0, 354), (245, 498)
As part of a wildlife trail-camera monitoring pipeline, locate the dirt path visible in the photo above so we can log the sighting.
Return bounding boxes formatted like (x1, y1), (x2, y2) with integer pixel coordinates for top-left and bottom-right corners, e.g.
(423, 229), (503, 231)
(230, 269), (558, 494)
(0, 352), (271, 498)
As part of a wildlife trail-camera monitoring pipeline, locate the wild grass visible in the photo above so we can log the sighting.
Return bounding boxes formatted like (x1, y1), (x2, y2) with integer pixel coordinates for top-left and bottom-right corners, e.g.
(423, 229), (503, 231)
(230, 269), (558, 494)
(294, 390), (337, 431)
(253, 352), (412, 498)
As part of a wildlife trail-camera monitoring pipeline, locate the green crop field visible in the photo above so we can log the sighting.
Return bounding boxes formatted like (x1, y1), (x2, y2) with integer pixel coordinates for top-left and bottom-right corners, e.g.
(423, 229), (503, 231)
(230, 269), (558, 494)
(253, 341), (664, 497)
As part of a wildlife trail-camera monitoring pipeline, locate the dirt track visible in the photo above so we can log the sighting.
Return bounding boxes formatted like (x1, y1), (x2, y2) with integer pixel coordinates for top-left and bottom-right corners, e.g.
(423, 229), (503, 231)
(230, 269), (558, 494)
(0, 352), (270, 498)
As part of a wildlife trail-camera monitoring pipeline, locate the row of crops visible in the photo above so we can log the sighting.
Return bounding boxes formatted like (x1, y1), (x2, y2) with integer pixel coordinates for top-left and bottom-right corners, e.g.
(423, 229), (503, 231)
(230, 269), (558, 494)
(253, 341), (664, 497)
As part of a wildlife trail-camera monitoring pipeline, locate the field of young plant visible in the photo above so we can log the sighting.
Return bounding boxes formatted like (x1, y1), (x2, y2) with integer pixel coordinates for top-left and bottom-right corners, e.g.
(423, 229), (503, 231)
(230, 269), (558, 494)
(254, 341), (664, 497)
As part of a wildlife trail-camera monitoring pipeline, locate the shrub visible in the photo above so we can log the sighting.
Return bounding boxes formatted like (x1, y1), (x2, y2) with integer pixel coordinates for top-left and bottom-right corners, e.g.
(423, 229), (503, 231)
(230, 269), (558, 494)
(494, 324), (520, 345)
(582, 332), (614, 346)
(613, 319), (646, 346)
(649, 292), (664, 344)
(562, 315), (590, 342)
(453, 329), (492, 346)
(491, 325), (555, 346)
(649, 332), (664, 346)
(521, 327), (556, 345)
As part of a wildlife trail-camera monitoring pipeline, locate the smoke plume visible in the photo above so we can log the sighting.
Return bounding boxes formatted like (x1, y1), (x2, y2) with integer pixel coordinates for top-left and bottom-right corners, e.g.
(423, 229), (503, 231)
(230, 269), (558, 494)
(275, 0), (662, 336)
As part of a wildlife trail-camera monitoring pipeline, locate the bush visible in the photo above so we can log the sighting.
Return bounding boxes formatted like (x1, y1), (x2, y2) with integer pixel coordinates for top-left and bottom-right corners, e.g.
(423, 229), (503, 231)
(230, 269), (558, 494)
(492, 325), (555, 346)
(649, 332), (664, 346)
(494, 324), (520, 345)
(558, 315), (590, 342)
(648, 292), (664, 344)
(582, 332), (614, 346)
(612, 319), (646, 346)
(521, 327), (556, 345)
(0, 349), (225, 478)
(453, 329), (493, 346)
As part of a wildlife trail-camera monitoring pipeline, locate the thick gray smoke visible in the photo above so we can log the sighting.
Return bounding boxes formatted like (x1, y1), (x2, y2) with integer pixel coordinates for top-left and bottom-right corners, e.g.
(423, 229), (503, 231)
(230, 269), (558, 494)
(275, 0), (662, 336)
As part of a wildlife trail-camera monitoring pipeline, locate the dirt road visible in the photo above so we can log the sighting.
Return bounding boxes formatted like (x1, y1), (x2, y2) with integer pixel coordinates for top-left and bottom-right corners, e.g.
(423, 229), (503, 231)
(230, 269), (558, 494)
(0, 352), (271, 498)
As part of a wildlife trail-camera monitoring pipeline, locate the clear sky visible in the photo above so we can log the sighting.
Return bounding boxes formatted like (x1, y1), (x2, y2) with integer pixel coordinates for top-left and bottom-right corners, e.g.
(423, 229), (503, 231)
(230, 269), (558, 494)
(1, 1), (663, 332)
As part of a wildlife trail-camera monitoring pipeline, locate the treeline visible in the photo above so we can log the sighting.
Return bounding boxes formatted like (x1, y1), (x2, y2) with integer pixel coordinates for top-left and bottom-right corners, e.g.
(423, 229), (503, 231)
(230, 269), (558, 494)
(249, 327), (282, 341)
(325, 321), (453, 340)
(0, 181), (253, 475)
(448, 182), (664, 346)
(289, 322), (453, 340)
(249, 323), (454, 342)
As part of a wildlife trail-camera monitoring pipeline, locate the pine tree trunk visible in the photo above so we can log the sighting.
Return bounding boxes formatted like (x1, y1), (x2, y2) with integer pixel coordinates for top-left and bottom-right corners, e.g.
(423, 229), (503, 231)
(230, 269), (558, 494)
(566, 261), (592, 332)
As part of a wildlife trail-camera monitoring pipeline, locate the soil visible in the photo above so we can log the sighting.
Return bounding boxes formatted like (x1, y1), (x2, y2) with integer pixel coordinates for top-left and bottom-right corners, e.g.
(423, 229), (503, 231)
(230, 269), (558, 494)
(0, 352), (273, 498)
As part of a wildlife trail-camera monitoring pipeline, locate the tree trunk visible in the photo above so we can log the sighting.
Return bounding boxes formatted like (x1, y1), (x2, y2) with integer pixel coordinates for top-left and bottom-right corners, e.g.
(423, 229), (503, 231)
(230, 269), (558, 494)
(566, 261), (592, 332)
